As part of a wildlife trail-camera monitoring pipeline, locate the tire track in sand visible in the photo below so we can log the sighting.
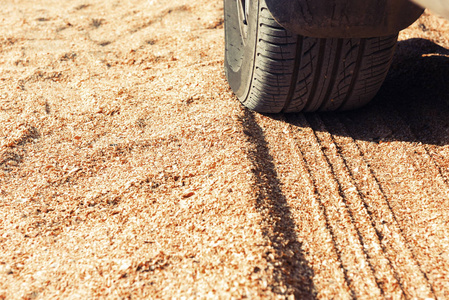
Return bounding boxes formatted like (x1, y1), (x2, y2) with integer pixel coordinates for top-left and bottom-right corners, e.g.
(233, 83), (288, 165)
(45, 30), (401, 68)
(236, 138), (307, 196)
(285, 113), (383, 299)
(367, 43), (449, 298)
(247, 111), (352, 298)
(304, 113), (405, 299)
(348, 102), (449, 298)
(254, 110), (391, 298)
(319, 112), (436, 298)
(254, 108), (445, 298)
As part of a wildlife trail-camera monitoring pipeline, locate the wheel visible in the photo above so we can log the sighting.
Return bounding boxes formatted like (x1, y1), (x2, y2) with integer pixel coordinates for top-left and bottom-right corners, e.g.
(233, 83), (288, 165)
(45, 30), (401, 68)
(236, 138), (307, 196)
(224, 0), (399, 113)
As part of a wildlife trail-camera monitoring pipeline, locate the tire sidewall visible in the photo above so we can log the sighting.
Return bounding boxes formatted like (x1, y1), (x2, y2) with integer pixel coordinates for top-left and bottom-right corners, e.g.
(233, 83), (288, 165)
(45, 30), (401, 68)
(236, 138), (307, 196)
(224, 0), (259, 102)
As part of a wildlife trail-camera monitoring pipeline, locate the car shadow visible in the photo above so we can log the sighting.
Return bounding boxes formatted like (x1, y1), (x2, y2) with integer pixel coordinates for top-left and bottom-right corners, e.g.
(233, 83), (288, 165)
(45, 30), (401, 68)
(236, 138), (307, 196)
(355, 37), (449, 145)
(240, 108), (316, 299)
(288, 38), (449, 147)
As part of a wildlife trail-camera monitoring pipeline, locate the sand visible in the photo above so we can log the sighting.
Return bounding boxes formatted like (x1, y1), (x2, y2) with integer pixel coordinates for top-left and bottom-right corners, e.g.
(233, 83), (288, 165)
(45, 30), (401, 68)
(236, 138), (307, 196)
(1, 1), (449, 298)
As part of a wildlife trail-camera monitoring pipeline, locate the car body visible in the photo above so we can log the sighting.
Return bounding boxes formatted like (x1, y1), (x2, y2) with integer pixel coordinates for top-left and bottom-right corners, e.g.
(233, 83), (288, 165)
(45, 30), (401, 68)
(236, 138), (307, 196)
(264, 0), (447, 38)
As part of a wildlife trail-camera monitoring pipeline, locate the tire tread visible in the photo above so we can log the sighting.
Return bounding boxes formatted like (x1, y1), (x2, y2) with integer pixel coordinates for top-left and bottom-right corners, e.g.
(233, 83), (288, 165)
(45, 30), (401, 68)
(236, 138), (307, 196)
(242, 0), (397, 113)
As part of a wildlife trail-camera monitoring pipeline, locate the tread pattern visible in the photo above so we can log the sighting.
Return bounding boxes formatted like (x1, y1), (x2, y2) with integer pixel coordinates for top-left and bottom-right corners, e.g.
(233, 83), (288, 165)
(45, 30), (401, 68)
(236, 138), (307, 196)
(243, 1), (398, 113)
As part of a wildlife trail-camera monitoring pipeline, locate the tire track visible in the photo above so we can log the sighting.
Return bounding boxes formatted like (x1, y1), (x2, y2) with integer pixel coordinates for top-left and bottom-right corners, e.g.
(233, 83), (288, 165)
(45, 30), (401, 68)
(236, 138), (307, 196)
(356, 103), (449, 297)
(336, 105), (449, 298)
(250, 112), (352, 298)
(304, 113), (404, 299)
(319, 112), (436, 298)
(258, 111), (391, 298)
(367, 45), (449, 297)
(284, 113), (382, 299)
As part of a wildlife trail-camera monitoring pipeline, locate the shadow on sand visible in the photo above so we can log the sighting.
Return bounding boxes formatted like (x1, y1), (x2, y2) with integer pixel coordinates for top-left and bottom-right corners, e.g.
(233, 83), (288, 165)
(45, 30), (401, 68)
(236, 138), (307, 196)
(320, 38), (449, 146)
(240, 108), (316, 299)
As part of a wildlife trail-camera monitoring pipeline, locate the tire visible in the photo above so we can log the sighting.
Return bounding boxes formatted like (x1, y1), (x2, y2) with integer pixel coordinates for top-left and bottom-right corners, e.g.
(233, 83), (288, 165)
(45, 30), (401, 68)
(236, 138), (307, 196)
(224, 0), (398, 113)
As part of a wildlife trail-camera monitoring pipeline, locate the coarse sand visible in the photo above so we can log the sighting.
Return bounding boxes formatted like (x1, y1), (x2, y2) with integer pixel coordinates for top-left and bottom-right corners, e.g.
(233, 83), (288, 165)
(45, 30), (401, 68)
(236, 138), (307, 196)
(1, 0), (449, 298)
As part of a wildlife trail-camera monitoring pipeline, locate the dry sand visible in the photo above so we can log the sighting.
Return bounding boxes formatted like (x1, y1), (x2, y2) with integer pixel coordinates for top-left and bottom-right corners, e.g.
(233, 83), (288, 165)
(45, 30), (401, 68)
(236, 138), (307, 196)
(1, 0), (449, 298)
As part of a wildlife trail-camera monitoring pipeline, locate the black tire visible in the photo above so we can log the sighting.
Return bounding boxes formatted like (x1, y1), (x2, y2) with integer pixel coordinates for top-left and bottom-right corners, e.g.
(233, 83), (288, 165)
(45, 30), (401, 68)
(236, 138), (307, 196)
(224, 0), (398, 113)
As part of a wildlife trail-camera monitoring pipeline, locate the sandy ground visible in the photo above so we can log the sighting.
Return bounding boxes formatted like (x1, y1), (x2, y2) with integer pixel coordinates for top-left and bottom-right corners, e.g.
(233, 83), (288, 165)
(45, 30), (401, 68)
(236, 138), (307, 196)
(0, 0), (449, 299)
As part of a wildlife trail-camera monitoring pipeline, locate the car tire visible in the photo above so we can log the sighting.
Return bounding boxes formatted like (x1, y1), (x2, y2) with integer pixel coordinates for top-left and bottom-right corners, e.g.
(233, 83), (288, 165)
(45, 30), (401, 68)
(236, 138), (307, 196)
(224, 0), (399, 113)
